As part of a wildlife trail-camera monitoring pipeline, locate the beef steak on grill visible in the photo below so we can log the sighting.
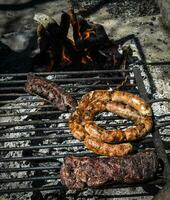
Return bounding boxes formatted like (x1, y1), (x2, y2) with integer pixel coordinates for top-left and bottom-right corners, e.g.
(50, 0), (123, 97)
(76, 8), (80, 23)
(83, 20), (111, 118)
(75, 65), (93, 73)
(60, 151), (158, 189)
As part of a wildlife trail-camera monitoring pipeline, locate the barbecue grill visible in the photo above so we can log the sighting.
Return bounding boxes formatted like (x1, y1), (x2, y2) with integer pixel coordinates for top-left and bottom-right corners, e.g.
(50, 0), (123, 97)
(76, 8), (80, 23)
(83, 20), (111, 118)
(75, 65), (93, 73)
(0, 36), (170, 200)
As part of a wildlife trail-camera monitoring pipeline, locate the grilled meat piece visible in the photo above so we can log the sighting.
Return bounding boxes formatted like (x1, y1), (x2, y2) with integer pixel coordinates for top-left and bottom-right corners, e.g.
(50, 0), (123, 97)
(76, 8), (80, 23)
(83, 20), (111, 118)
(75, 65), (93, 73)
(84, 136), (133, 157)
(25, 73), (77, 111)
(69, 90), (153, 147)
(60, 151), (158, 190)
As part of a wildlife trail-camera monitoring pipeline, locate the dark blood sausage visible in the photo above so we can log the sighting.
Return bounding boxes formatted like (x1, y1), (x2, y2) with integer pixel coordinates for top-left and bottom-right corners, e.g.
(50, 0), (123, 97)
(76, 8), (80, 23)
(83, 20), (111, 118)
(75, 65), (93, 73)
(25, 73), (77, 111)
(60, 151), (158, 190)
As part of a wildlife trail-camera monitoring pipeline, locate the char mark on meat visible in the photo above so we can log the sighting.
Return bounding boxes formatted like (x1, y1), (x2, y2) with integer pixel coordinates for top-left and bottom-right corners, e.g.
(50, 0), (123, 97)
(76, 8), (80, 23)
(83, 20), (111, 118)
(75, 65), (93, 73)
(60, 151), (158, 190)
(25, 73), (77, 111)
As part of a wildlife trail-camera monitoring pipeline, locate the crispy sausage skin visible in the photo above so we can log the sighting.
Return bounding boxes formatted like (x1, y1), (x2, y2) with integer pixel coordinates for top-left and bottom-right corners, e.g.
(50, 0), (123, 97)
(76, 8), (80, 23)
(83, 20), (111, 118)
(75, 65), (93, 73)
(111, 91), (152, 116)
(69, 110), (86, 140)
(83, 101), (153, 143)
(84, 136), (133, 157)
(25, 73), (77, 111)
(78, 90), (152, 116)
(68, 90), (153, 156)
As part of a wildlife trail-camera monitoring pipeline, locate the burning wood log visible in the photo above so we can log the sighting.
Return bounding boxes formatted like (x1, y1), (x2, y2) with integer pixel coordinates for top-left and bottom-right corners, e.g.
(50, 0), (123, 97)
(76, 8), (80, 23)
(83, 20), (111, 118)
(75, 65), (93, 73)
(33, 12), (91, 70)
(69, 8), (82, 47)
(77, 18), (110, 49)
(32, 13), (62, 71)
(60, 11), (71, 39)
(31, 11), (132, 72)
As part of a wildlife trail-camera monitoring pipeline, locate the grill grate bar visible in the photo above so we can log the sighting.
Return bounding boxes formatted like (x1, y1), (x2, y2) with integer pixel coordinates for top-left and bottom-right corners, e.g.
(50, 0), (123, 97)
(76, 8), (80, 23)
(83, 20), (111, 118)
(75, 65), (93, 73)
(0, 76), (133, 85)
(0, 65), (168, 197)
(0, 137), (154, 150)
(0, 134), (154, 143)
(0, 185), (64, 194)
(0, 152), (95, 162)
(0, 120), (133, 127)
(0, 111), (131, 121)
(0, 83), (136, 96)
(0, 110), (66, 117)
(0, 69), (132, 76)
(1, 119), (168, 129)
(1, 176), (60, 183)
(156, 121), (170, 128)
(0, 134), (73, 142)
(1, 111), (169, 121)
(0, 99), (48, 105)
(1, 88), (156, 105)
(0, 160), (161, 172)
(0, 166), (60, 173)
(149, 98), (170, 104)
(1, 84), (136, 97)
(0, 179), (166, 195)
(0, 142), (84, 151)
(0, 127), (70, 134)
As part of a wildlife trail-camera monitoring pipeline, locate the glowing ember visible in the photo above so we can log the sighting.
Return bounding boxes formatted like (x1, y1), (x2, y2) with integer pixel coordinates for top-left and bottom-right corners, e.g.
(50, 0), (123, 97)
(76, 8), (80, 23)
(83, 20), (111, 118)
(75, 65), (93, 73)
(61, 48), (72, 65)
(83, 29), (95, 40)
(81, 55), (93, 64)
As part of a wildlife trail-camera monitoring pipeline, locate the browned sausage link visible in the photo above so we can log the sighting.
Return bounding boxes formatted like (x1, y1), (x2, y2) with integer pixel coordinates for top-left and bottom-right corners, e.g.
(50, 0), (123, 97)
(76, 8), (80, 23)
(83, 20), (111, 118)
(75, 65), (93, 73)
(25, 73), (77, 111)
(84, 136), (133, 157)
(79, 90), (152, 117)
(69, 93), (153, 143)
(106, 102), (153, 141)
(78, 90), (111, 111)
(111, 91), (152, 116)
(83, 101), (153, 143)
(82, 100), (107, 121)
(69, 96), (109, 140)
(106, 101), (141, 121)
(69, 90), (153, 156)
(69, 110), (87, 140)
(85, 122), (126, 143)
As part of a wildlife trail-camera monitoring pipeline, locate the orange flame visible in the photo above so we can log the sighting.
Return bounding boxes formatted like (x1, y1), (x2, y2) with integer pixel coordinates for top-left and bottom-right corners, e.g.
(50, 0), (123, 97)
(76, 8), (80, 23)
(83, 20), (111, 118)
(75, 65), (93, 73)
(83, 29), (95, 40)
(61, 48), (71, 65)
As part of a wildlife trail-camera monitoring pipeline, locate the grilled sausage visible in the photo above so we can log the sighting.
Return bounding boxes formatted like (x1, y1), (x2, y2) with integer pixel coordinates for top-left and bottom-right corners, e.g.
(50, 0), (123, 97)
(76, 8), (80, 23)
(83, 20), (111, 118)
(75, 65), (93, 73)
(84, 136), (133, 157)
(83, 101), (153, 143)
(78, 90), (152, 116)
(25, 73), (77, 111)
(69, 100), (153, 143)
(68, 90), (153, 156)
(111, 91), (152, 116)
(69, 110), (86, 140)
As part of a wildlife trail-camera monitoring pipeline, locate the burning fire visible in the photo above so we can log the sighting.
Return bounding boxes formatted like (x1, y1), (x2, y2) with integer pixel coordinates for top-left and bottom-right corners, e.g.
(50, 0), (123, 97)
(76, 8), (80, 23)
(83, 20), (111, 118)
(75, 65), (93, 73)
(32, 12), (112, 72)
(61, 48), (72, 65)
(83, 29), (95, 40)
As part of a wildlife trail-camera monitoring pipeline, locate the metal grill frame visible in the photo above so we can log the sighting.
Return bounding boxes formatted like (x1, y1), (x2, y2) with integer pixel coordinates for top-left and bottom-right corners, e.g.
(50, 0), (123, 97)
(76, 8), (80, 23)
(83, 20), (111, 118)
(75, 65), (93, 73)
(0, 35), (170, 199)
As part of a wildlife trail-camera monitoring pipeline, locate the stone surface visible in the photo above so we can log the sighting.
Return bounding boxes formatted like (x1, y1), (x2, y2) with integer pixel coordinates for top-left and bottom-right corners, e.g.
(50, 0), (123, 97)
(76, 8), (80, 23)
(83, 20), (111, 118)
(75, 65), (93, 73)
(157, 0), (170, 30)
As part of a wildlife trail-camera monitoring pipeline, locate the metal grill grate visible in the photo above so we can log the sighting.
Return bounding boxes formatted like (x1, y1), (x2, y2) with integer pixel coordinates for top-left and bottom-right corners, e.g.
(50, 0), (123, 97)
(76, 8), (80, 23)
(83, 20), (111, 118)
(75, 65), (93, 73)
(0, 67), (170, 199)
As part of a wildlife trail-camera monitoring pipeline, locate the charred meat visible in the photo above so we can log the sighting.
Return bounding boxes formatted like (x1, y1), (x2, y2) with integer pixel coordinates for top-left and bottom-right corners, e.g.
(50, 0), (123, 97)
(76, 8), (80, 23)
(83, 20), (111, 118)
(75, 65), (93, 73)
(25, 73), (77, 111)
(60, 151), (158, 190)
